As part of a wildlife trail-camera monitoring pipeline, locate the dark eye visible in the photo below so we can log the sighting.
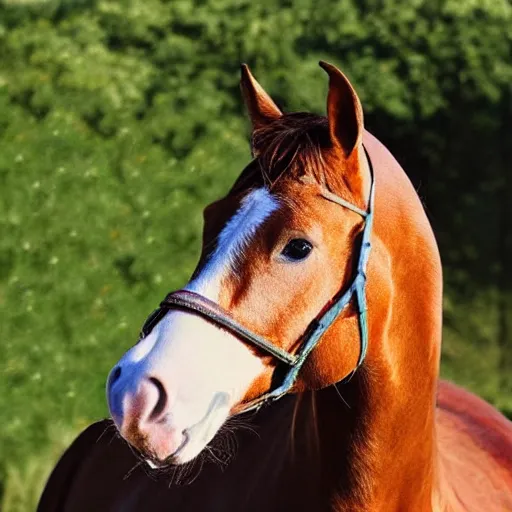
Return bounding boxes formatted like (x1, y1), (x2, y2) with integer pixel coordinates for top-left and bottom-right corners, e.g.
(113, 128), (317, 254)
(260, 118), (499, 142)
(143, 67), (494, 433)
(281, 238), (313, 261)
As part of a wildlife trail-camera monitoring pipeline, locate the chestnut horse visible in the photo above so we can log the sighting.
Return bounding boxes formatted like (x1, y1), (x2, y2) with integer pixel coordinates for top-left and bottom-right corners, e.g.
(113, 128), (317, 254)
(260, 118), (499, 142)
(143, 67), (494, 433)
(38, 62), (512, 511)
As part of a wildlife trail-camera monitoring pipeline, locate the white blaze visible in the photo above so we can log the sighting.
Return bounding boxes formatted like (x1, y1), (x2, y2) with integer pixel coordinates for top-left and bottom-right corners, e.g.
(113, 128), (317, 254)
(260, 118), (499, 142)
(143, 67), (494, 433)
(121, 187), (280, 463)
(186, 188), (279, 299)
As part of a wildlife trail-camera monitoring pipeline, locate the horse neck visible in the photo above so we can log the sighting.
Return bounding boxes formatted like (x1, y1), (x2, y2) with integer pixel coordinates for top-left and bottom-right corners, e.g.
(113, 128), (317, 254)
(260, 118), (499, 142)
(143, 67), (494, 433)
(293, 134), (444, 510)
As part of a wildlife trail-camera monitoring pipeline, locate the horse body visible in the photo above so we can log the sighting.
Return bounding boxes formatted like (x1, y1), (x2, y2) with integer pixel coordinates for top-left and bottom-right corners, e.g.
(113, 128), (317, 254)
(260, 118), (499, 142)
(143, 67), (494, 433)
(38, 63), (512, 511)
(436, 381), (512, 511)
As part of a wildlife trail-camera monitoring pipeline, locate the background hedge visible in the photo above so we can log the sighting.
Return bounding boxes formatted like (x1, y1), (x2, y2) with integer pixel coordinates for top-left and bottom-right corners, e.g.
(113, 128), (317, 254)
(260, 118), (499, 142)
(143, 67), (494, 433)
(0, 1), (511, 509)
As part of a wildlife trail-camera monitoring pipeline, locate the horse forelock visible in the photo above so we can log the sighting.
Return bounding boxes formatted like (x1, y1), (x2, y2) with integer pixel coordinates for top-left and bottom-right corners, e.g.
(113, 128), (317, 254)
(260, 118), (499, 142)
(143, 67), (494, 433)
(230, 112), (359, 206)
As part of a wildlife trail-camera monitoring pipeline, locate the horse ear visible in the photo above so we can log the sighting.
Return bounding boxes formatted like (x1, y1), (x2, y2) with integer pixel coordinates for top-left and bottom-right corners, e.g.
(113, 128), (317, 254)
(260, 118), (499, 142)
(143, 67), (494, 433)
(240, 64), (282, 131)
(319, 61), (363, 157)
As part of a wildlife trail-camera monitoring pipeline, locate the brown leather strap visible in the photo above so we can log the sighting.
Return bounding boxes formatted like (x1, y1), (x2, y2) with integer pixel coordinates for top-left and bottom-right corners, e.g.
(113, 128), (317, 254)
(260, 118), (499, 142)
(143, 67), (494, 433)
(160, 290), (297, 365)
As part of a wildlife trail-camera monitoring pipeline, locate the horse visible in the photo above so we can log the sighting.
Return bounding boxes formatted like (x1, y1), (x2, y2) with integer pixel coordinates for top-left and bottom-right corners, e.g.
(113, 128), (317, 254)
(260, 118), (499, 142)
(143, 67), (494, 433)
(38, 61), (512, 511)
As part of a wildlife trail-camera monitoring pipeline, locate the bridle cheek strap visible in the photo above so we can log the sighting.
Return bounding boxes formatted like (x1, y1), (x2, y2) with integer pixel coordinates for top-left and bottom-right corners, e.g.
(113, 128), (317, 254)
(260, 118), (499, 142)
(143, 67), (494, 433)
(140, 147), (375, 415)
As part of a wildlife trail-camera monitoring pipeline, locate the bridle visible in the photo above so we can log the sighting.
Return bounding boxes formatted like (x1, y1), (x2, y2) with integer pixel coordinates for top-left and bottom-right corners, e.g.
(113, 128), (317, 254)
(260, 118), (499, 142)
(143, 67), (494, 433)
(139, 147), (375, 414)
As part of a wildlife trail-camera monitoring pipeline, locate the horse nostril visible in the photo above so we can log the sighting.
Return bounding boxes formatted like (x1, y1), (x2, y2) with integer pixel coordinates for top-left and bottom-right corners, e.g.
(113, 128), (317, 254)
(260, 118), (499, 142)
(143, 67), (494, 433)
(108, 366), (122, 388)
(148, 377), (167, 422)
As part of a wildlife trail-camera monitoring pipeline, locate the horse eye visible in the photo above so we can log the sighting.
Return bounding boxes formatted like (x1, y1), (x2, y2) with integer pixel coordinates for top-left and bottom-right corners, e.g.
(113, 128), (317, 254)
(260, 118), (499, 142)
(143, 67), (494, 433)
(281, 238), (313, 261)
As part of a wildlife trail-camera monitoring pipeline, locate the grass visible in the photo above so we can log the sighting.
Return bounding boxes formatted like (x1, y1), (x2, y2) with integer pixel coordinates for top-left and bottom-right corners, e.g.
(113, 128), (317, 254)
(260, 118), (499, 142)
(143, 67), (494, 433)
(1, 422), (84, 512)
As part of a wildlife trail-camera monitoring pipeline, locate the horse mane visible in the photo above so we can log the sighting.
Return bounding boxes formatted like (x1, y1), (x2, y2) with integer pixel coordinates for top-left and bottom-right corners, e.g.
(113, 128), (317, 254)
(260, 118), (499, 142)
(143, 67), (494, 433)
(231, 112), (357, 204)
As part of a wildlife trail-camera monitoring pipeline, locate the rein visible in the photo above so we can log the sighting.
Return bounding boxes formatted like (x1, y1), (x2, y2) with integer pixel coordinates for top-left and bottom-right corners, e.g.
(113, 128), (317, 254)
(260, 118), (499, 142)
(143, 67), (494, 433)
(140, 147), (375, 414)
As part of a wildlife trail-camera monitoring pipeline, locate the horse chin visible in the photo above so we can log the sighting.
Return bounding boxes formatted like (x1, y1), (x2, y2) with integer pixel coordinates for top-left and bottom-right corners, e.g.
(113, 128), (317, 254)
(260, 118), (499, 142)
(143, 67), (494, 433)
(139, 392), (232, 467)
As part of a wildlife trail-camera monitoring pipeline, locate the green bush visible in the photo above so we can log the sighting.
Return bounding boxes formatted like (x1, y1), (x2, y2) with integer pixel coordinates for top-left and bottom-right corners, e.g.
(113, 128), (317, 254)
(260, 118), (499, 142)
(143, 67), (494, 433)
(0, 1), (511, 509)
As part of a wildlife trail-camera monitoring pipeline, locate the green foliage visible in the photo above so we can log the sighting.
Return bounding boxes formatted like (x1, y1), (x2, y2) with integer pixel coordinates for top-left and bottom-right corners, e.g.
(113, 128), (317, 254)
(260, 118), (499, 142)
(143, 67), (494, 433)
(1, 422), (81, 512)
(0, 1), (511, 509)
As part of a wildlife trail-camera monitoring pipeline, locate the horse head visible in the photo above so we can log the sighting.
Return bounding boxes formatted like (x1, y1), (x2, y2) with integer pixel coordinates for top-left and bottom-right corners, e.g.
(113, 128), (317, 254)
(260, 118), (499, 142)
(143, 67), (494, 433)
(106, 61), (442, 472)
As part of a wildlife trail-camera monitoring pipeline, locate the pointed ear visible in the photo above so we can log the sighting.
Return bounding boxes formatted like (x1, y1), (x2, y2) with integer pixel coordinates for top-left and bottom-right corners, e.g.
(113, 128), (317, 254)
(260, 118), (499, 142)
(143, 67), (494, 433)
(240, 64), (282, 131)
(319, 61), (363, 157)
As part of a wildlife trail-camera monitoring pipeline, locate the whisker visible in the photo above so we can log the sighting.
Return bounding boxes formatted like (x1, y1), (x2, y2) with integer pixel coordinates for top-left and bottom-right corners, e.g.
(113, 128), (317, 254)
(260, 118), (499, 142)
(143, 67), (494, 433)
(167, 464), (177, 488)
(309, 391), (321, 458)
(96, 421), (117, 444)
(223, 416), (260, 438)
(205, 445), (227, 467)
(333, 383), (351, 409)
(181, 456), (205, 486)
(123, 460), (143, 480)
(290, 392), (304, 460)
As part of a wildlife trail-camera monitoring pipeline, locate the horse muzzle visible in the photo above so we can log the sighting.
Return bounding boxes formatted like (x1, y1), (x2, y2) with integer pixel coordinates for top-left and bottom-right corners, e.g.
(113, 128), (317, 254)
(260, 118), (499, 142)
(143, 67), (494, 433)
(107, 367), (188, 462)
